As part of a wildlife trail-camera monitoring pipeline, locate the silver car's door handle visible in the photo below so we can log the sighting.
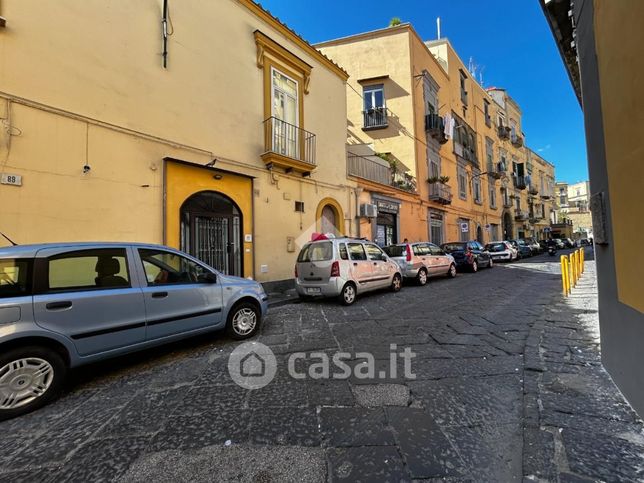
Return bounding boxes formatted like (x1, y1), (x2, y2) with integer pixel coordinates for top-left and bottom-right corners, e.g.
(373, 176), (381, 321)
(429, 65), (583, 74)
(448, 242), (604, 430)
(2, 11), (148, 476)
(46, 301), (72, 310)
(151, 291), (168, 299)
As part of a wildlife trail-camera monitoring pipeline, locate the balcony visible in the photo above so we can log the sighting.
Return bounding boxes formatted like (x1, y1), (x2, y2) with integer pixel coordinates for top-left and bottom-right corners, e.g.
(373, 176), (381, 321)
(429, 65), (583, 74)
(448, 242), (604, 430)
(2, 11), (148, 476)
(347, 153), (391, 186)
(262, 117), (316, 176)
(485, 114), (492, 128)
(511, 134), (524, 148)
(513, 175), (527, 190)
(528, 185), (539, 196)
(498, 125), (510, 140)
(362, 107), (388, 130)
(540, 193), (553, 200)
(515, 209), (529, 221)
(425, 114), (447, 144)
(428, 183), (453, 205)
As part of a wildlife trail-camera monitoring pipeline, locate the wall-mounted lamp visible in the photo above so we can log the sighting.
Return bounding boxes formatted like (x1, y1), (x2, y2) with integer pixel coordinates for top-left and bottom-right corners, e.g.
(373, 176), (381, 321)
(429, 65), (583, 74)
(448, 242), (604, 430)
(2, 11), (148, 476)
(82, 164), (91, 174)
(205, 158), (217, 167)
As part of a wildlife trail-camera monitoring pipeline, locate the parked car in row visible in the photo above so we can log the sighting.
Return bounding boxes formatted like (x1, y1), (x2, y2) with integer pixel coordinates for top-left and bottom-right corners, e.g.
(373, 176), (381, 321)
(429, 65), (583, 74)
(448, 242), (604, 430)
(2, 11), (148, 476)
(485, 241), (517, 262)
(295, 237), (402, 305)
(524, 237), (542, 254)
(440, 241), (493, 272)
(508, 239), (533, 258)
(0, 242), (268, 420)
(383, 242), (457, 285)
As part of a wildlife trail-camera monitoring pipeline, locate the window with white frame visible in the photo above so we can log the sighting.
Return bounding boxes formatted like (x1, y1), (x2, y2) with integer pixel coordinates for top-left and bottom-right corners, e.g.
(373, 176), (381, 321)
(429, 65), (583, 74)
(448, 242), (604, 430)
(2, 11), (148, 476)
(363, 84), (385, 111)
(428, 147), (441, 178)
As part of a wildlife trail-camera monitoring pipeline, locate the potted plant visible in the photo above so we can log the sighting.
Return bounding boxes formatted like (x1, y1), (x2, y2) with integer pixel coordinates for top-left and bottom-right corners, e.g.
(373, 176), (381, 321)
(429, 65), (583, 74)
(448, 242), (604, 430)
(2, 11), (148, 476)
(427, 176), (439, 184)
(439, 175), (450, 184)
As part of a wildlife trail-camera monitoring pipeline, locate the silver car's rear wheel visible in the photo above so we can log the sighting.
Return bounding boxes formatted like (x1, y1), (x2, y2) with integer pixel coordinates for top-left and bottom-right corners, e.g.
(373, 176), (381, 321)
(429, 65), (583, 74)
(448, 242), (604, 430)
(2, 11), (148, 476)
(417, 268), (428, 286)
(340, 283), (356, 305)
(0, 358), (54, 410)
(448, 264), (457, 278)
(0, 346), (66, 421)
(226, 302), (261, 340)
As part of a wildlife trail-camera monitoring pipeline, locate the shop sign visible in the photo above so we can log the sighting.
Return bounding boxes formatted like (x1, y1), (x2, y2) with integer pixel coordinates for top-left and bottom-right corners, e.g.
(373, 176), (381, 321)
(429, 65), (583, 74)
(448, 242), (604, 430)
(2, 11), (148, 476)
(376, 199), (399, 214)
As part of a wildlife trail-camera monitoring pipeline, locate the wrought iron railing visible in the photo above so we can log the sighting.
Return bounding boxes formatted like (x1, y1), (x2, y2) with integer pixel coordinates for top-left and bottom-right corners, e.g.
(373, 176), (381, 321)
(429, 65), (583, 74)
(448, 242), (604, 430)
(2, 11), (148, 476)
(515, 209), (529, 220)
(362, 107), (388, 129)
(263, 117), (316, 165)
(428, 183), (453, 204)
(347, 154), (391, 186)
(513, 175), (527, 190)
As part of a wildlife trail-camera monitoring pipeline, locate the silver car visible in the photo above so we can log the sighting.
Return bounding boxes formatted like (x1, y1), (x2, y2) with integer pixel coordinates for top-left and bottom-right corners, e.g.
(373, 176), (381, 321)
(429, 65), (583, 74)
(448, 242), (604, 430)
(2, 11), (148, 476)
(0, 242), (268, 420)
(295, 238), (402, 305)
(384, 243), (457, 285)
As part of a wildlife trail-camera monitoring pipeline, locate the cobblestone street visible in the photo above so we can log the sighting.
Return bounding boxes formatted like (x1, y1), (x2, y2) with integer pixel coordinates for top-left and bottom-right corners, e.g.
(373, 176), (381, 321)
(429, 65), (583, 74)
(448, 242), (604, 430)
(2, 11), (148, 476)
(1, 248), (642, 482)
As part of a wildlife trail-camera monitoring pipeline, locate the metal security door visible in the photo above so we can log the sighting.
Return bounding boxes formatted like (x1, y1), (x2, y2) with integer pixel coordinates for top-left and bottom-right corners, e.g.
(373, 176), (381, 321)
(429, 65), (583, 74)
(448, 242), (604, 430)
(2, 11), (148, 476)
(191, 215), (241, 277)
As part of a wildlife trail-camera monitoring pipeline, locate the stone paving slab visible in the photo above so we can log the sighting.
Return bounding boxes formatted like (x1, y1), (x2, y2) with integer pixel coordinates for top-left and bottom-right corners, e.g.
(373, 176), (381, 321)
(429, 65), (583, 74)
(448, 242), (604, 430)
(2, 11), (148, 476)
(1, 249), (643, 482)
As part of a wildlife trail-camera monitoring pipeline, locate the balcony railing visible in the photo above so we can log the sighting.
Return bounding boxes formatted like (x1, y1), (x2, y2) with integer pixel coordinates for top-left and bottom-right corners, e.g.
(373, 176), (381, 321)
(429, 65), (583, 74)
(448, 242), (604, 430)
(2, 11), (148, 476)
(511, 134), (524, 148)
(425, 114), (447, 144)
(347, 154), (391, 186)
(515, 209), (529, 221)
(528, 185), (539, 195)
(513, 175), (527, 190)
(428, 183), (453, 205)
(262, 117), (316, 174)
(362, 108), (388, 130)
(498, 125), (510, 140)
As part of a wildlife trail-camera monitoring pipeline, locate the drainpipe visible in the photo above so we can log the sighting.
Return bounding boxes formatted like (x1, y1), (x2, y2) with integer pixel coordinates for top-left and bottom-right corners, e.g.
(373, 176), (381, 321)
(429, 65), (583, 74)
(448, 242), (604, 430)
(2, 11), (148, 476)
(354, 187), (363, 237)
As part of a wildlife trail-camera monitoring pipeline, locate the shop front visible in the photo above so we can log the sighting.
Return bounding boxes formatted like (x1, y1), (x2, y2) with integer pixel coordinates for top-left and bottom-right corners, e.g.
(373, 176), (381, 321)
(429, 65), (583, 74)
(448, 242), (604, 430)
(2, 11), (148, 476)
(374, 198), (400, 246)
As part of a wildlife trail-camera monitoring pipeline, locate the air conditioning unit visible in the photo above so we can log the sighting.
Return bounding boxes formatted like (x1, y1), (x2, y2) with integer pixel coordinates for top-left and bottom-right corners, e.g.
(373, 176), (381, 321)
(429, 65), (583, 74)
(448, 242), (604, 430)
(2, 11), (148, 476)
(359, 203), (378, 218)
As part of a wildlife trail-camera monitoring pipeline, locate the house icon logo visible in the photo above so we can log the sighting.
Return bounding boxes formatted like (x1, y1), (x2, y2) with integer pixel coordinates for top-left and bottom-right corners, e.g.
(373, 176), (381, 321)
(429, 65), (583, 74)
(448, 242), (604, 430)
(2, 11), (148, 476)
(228, 342), (277, 389)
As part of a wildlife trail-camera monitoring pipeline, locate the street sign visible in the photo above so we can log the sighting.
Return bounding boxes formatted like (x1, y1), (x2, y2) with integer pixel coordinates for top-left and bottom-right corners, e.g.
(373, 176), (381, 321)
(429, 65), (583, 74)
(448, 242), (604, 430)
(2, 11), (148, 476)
(460, 222), (469, 233)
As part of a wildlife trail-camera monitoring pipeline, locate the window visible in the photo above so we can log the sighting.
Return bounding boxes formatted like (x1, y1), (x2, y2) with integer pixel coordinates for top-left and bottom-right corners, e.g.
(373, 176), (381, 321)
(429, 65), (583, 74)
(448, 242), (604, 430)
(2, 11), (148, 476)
(459, 71), (468, 105)
(338, 243), (348, 260)
(484, 100), (491, 126)
(47, 248), (130, 292)
(271, 68), (299, 158)
(428, 148), (440, 178)
(458, 165), (467, 200)
(473, 171), (482, 204)
(363, 84), (385, 111)
(489, 183), (497, 208)
(294, 201), (304, 212)
(412, 244), (431, 256)
(485, 138), (494, 171)
(428, 244), (444, 256)
(0, 258), (33, 298)
(348, 243), (367, 261)
(429, 211), (444, 245)
(498, 114), (505, 128)
(515, 196), (521, 210)
(139, 249), (209, 286)
(365, 244), (386, 261)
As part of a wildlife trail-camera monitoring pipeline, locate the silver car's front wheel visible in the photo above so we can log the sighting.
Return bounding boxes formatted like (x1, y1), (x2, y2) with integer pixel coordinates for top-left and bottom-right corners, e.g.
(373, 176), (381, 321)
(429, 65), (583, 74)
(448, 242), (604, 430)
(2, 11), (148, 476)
(226, 302), (261, 340)
(0, 347), (66, 421)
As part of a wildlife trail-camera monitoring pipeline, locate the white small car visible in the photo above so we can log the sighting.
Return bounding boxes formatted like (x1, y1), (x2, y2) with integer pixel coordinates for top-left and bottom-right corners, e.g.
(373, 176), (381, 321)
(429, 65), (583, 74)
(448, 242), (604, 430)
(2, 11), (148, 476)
(295, 238), (402, 305)
(485, 241), (517, 262)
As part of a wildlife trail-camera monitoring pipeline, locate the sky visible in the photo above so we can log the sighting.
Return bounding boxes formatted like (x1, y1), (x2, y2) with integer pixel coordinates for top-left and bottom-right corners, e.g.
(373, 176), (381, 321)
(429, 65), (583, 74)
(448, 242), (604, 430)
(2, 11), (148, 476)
(259, 0), (589, 184)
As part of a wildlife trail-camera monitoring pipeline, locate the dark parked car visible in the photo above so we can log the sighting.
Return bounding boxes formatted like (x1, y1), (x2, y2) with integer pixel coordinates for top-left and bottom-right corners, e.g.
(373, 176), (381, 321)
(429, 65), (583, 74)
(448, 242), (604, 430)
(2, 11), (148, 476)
(563, 238), (575, 248)
(508, 239), (532, 258)
(441, 241), (493, 272)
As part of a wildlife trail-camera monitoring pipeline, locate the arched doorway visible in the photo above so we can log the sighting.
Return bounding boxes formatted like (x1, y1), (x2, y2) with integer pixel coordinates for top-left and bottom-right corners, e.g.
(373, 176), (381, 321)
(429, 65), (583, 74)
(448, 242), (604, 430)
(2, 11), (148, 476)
(316, 198), (344, 236)
(503, 211), (513, 240)
(476, 225), (483, 243)
(320, 205), (337, 235)
(180, 191), (242, 276)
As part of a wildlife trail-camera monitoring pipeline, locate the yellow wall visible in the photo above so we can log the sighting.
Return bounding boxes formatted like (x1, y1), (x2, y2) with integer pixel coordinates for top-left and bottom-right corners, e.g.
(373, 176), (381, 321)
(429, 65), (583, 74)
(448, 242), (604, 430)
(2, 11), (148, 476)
(594, 0), (644, 312)
(164, 161), (254, 279)
(0, 0), (354, 283)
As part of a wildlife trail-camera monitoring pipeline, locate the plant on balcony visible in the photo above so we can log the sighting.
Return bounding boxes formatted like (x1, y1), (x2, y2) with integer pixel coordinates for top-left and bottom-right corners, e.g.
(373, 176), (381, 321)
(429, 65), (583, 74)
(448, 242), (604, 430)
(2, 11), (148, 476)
(439, 175), (450, 184)
(427, 176), (439, 184)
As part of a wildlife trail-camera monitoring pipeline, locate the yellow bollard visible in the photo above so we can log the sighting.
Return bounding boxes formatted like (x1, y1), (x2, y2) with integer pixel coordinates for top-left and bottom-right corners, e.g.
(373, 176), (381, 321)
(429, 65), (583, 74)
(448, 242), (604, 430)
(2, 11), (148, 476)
(569, 253), (576, 288)
(561, 255), (569, 296)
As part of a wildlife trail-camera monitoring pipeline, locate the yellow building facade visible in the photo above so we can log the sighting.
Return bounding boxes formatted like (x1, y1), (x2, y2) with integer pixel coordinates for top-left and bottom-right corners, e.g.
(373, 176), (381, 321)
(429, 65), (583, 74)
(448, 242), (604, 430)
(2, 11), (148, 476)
(319, 26), (555, 246)
(0, 0), (354, 285)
